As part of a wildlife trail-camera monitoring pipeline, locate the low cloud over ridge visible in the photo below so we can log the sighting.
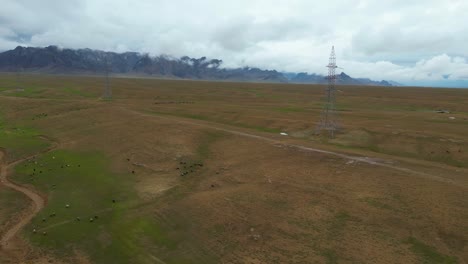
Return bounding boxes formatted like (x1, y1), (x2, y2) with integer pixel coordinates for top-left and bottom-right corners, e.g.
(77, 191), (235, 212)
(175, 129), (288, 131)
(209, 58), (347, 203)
(0, 0), (467, 86)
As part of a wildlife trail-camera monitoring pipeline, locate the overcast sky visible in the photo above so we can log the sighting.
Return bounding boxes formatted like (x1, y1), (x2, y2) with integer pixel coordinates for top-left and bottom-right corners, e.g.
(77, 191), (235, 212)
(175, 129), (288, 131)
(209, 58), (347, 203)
(1, 0), (467, 86)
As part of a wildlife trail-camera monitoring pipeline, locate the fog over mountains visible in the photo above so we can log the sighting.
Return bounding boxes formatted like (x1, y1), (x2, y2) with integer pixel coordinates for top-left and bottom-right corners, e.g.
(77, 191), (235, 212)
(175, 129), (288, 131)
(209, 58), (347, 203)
(0, 46), (398, 86)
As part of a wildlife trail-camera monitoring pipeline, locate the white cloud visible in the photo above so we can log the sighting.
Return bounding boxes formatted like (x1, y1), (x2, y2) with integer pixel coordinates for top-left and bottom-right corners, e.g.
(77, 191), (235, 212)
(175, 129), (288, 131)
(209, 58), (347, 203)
(0, 0), (467, 85)
(341, 54), (468, 81)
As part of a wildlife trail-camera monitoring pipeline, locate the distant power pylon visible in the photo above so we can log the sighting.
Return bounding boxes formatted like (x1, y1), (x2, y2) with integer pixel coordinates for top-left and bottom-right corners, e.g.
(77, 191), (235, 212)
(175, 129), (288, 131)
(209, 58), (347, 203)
(103, 55), (112, 99)
(316, 46), (340, 138)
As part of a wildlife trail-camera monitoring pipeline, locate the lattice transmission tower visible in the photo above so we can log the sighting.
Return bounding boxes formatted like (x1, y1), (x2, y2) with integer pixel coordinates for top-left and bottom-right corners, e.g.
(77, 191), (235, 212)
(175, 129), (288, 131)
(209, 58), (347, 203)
(316, 46), (340, 138)
(103, 55), (112, 99)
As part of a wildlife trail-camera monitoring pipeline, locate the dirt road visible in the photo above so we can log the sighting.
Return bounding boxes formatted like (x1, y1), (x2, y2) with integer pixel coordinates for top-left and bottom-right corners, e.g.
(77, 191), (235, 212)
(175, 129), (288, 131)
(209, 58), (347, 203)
(0, 139), (57, 249)
(124, 107), (464, 187)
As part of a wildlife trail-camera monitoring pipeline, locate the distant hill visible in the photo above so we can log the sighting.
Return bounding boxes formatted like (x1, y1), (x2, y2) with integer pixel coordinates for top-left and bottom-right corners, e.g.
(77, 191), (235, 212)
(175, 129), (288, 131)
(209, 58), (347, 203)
(0, 45), (398, 86)
(286, 72), (399, 86)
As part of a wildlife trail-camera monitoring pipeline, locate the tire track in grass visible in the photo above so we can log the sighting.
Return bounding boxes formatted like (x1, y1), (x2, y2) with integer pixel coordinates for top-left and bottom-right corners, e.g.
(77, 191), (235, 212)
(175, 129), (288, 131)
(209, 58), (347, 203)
(124, 107), (465, 188)
(0, 137), (59, 249)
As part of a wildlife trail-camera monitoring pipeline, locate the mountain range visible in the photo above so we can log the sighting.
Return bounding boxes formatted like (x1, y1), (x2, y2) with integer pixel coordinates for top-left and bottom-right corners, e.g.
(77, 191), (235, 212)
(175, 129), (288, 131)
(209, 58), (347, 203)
(0, 46), (399, 86)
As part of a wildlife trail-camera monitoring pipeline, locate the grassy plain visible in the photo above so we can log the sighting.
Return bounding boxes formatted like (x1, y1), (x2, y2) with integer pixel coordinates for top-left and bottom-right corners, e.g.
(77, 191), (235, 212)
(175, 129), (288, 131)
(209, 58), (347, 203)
(0, 73), (467, 263)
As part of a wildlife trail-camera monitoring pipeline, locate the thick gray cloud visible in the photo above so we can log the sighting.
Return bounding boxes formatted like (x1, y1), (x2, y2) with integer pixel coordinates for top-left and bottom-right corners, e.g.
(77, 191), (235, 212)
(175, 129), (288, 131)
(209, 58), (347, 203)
(0, 0), (467, 85)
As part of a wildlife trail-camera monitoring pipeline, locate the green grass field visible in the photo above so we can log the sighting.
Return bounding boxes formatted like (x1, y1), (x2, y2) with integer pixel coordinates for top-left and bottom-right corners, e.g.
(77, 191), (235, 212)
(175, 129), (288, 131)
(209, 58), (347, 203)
(0, 187), (29, 234)
(0, 74), (466, 263)
(14, 149), (190, 263)
(405, 237), (458, 264)
(0, 111), (50, 162)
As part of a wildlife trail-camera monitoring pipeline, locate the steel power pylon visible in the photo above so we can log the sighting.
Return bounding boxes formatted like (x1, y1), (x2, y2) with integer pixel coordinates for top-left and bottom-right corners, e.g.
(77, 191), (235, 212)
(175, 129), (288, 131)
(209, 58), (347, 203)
(316, 46), (340, 138)
(103, 55), (112, 99)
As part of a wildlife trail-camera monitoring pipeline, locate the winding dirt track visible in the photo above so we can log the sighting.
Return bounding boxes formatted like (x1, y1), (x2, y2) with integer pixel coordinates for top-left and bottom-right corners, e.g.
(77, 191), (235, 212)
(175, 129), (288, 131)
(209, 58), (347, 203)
(124, 108), (462, 187)
(0, 104), (464, 255)
(0, 138), (58, 249)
